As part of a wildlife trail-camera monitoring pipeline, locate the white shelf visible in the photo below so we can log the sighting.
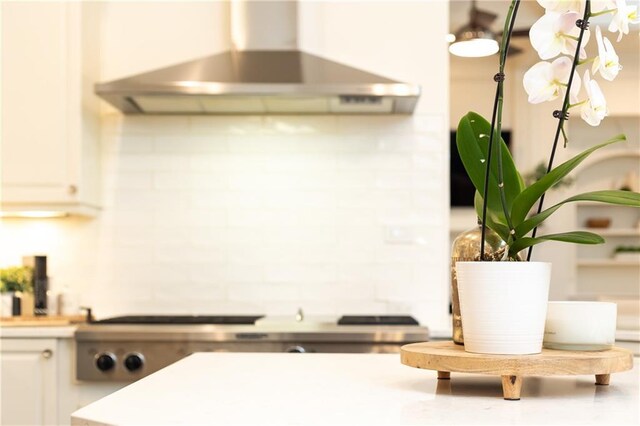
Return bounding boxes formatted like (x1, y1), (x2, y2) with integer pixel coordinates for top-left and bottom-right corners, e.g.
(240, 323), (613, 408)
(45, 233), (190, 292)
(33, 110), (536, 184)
(578, 228), (640, 237)
(577, 260), (640, 267)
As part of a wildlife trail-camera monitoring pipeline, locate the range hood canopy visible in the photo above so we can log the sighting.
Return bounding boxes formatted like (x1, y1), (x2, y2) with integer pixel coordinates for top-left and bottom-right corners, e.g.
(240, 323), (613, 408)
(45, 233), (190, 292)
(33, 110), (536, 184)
(95, 1), (420, 115)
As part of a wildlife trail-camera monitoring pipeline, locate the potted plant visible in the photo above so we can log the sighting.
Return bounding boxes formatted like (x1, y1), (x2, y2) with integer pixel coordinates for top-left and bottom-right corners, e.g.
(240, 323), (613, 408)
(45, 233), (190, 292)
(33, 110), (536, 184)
(613, 245), (640, 261)
(0, 266), (33, 316)
(454, 0), (640, 354)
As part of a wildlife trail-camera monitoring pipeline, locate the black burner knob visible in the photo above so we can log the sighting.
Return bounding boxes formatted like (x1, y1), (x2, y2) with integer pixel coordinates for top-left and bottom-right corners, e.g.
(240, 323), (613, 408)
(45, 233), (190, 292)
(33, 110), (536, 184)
(95, 353), (116, 372)
(124, 353), (144, 372)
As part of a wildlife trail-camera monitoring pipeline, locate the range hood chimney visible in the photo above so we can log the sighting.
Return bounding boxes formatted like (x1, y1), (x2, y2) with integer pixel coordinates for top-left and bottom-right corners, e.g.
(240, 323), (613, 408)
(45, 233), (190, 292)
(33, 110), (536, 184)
(95, 1), (420, 115)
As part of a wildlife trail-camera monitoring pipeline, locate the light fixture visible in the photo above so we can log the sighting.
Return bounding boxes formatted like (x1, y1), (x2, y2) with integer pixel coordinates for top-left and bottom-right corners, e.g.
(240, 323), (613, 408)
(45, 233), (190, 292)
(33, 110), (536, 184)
(449, 0), (500, 58)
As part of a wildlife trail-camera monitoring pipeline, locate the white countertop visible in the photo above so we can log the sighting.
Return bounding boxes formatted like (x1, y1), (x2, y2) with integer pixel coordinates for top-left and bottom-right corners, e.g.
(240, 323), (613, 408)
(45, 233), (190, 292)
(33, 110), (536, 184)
(0, 325), (76, 338)
(72, 352), (639, 426)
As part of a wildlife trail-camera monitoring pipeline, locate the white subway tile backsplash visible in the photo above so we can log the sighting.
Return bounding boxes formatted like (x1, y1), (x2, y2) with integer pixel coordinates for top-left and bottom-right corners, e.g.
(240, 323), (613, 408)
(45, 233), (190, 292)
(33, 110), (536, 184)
(262, 191), (336, 209)
(333, 300), (389, 315)
(105, 171), (153, 190)
(187, 190), (263, 209)
(377, 134), (440, 153)
(190, 116), (263, 135)
(264, 153), (337, 172)
(154, 171), (228, 190)
(262, 244), (337, 264)
(186, 263), (228, 283)
(376, 282), (432, 302)
(154, 136), (229, 154)
(265, 264), (336, 283)
(154, 209), (227, 229)
(225, 264), (264, 283)
(155, 281), (227, 302)
(263, 116), (338, 134)
(337, 264), (375, 282)
(116, 154), (190, 172)
(2, 113), (449, 329)
(107, 136), (154, 154)
(109, 246), (154, 265)
(263, 226), (337, 245)
(225, 228), (266, 248)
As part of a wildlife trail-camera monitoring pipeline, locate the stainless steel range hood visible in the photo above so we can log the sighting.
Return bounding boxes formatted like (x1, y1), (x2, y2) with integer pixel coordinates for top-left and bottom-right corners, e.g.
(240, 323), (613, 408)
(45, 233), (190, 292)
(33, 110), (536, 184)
(95, 1), (420, 115)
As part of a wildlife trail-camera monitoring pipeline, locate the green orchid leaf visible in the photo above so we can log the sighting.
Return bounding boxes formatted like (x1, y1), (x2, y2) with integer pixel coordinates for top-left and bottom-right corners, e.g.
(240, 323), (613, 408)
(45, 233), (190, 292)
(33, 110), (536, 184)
(515, 190), (640, 237)
(509, 231), (605, 256)
(474, 191), (511, 242)
(456, 112), (524, 222)
(510, 134), (626, 227)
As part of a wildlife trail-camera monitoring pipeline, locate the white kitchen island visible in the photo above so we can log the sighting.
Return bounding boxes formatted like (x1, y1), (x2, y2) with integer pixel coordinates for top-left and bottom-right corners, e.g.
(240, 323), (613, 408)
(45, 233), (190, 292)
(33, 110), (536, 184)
(71, 353), (639, 426)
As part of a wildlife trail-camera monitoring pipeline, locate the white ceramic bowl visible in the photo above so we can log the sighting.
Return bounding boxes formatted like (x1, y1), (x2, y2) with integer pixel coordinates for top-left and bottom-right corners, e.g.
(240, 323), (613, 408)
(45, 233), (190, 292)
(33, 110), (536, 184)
(543, 301), (617, 351)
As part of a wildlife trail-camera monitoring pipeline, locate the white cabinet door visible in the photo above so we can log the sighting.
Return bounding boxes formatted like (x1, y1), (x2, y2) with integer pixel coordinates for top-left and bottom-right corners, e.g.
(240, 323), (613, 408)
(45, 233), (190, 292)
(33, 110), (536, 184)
(1, 338), (57, 425)
(0, 2), (101, 216)
(1, 2), (74, 203)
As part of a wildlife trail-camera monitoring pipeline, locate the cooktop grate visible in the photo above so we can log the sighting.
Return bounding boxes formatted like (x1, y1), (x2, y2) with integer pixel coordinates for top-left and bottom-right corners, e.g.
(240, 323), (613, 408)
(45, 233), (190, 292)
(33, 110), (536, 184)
(92, 315), (264, 325)
(337, 315), (419, 326)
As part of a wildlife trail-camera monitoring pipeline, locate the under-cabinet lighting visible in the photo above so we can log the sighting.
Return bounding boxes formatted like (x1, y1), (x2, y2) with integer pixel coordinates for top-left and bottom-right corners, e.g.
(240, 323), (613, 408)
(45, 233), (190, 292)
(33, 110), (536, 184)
(0, 211), (68, 218)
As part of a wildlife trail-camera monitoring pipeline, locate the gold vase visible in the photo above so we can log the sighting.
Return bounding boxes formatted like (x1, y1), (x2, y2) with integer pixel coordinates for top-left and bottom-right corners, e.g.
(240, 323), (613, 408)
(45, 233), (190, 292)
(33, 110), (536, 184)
(450, 221), (507, 345)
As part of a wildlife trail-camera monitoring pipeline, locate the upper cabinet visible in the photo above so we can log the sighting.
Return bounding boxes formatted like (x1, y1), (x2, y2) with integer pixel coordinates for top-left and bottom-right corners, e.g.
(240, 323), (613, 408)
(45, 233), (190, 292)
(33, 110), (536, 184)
(1, 2), (101, 217)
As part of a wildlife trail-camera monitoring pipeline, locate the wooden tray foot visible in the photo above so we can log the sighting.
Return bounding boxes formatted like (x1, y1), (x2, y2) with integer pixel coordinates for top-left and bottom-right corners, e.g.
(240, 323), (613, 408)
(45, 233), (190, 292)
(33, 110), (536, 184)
(437, 371), (450, 380)
(595, 374), (610, 386)
(501, 375), (522, 400)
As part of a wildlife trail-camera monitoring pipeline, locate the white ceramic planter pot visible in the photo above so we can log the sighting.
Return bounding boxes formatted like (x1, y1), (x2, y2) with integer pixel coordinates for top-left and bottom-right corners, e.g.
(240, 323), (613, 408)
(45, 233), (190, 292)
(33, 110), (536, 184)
(456, 261), (551, 355)
(1, 292), (15, 316)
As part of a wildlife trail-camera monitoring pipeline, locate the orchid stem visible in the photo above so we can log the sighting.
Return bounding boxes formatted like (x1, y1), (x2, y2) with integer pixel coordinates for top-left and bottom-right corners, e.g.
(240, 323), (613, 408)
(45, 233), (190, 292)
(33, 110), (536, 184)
(480, 0), (520, 261)
(527, 0), (591, 261)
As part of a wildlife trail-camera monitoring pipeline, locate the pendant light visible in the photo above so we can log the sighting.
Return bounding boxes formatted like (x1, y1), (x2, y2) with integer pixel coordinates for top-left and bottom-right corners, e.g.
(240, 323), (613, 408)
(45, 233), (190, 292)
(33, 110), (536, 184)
(449, 0), (499, 58)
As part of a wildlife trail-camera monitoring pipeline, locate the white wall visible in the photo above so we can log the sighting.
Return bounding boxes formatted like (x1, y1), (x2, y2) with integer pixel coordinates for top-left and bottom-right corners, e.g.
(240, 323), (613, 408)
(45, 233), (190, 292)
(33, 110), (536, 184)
(100, 2), (231, 81)
(0, 1), (451, 331)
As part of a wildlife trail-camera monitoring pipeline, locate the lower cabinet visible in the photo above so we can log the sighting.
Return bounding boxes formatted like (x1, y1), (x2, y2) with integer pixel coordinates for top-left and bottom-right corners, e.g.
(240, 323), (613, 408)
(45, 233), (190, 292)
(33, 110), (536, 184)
(1, 337), (124, 425)
(1, 338), (58, 425)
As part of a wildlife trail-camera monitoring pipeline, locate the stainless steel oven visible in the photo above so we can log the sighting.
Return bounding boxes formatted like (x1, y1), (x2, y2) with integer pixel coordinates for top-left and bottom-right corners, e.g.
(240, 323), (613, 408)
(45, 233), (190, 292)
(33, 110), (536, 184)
(75, 315), (429, 382)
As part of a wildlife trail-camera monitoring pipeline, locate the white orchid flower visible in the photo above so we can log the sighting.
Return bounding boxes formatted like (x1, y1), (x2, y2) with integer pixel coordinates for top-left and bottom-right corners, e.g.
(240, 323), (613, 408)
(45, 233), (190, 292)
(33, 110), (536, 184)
(592, 0), (617, 13)
(537, 0), (584, 13)
(530, 11), (591, 60)
(592, 26), (622, 81)
(608, 0), (640, 42)
(536, 0), (615, 14)
(523, 56), (582, 104)
(580, 71), (608, 126)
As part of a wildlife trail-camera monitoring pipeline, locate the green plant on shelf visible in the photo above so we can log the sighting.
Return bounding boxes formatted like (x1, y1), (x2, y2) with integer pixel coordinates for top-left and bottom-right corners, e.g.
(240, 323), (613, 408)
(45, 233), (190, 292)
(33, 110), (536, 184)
(524, 161), (574, 190)
(614, 246), (640, 254)
(0, 266), (33, 293)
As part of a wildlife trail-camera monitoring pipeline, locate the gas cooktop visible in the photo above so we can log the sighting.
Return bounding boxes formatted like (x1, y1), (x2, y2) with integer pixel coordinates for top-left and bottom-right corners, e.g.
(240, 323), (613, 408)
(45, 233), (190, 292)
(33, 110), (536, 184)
(91, 315), (419, 326)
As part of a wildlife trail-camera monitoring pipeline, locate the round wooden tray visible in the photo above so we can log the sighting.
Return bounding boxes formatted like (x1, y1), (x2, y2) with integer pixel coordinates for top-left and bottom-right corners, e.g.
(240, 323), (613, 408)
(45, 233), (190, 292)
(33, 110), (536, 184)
(401, 341), (633, 400)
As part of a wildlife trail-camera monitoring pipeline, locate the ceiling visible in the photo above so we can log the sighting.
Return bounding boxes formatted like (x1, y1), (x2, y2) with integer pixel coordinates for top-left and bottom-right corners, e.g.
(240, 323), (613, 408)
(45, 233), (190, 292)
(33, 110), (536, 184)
(449, 0), (543, 34)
